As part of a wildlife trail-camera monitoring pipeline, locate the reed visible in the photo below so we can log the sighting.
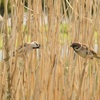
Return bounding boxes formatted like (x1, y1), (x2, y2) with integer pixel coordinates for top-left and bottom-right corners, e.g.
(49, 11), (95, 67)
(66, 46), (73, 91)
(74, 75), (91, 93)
(0, 0), (100, 100)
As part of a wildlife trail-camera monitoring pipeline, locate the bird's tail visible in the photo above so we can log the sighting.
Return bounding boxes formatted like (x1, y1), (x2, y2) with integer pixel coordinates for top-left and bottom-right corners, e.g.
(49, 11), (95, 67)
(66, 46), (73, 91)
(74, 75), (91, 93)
(94, 55), (100, 59)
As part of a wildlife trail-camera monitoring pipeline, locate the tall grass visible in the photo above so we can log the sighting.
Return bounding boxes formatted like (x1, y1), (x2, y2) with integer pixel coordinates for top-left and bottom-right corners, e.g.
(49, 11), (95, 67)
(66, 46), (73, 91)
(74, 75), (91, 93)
(0, 0), (100, 100)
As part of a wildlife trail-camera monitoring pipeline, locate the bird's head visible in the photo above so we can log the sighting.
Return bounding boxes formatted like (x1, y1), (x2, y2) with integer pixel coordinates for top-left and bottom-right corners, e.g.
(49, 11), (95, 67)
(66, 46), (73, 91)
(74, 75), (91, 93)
(70, 42), (81, 51)
(30, 41), (41, 49)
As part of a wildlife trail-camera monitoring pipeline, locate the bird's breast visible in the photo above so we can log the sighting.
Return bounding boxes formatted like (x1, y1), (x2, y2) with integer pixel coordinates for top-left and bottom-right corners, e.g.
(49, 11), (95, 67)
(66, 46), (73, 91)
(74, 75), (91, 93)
(76, 50), (87, 58)
(76, 50), (94, 59)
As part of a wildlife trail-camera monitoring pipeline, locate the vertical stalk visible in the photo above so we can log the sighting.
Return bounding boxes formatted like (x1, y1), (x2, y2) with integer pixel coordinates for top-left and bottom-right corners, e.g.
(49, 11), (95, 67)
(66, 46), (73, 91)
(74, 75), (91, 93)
(4, 0), (11, 100)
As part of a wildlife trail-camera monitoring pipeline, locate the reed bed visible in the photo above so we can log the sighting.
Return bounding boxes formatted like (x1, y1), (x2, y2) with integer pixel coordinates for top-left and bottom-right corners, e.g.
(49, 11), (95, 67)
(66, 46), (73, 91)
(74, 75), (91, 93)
(0, 0), (100, 100)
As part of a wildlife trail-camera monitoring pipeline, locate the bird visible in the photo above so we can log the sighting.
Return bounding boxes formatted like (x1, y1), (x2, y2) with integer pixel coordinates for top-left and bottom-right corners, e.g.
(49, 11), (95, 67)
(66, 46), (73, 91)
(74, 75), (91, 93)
(70, 42), (100, 59)
(4, 41), (41, 61)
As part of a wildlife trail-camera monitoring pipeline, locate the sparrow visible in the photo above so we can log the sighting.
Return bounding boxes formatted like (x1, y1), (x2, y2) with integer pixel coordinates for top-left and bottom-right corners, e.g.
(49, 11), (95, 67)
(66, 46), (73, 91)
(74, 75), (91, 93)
(70, 42), (100, 59)
(4, 41), (41, 61)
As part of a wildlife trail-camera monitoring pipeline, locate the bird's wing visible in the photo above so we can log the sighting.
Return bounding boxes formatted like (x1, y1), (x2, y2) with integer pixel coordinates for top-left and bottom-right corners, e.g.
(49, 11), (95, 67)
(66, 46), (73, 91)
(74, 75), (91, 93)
(16, 43), (28, 54)
(82, 44), (88, 50)
(90, 49), (100, 59)
(90, 49), (97, 55)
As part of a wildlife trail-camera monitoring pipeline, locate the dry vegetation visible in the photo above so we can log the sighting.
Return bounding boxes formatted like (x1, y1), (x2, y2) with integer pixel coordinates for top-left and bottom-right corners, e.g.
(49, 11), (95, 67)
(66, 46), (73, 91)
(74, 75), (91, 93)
(0, 0), (100, 100)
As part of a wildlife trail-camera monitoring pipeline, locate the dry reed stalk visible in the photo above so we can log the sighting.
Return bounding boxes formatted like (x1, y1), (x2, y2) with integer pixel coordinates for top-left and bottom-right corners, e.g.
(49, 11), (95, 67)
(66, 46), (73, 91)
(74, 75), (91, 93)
(1, 0), (100, 100)
(89, 1), (100, 46)
(76, 61), (88, 100)
(0, 15), (4, 33)
(29, 0), (40, 99)
(9, 0), (18, 91)
(3, 0), (11, 99)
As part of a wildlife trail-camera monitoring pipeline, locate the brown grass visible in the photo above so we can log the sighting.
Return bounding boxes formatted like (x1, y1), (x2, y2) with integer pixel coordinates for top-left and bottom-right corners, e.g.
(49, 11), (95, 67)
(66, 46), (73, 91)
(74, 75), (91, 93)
(0, 0), (100, 100)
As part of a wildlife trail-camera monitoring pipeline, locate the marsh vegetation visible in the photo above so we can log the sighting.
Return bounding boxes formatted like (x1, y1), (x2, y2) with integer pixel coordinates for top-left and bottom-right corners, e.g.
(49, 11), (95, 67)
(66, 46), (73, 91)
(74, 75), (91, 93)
(0, 0), (100, 100)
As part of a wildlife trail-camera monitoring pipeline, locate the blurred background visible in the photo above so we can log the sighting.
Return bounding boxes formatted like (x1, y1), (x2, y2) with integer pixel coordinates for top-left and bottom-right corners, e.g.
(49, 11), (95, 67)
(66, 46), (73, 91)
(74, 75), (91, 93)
(0, 0), (100, 100)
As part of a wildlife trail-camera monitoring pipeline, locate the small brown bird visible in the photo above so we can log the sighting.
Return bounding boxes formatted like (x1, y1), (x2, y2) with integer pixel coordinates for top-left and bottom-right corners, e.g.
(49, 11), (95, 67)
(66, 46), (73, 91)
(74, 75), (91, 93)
(70, 42), (100, 59)
(4, 41), (41, 60)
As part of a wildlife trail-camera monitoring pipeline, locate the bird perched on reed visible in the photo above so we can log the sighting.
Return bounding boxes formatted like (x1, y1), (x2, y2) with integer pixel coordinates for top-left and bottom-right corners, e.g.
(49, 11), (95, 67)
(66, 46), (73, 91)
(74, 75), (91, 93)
(4, 41), (41, 61)
(70, 42), (100, 59)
